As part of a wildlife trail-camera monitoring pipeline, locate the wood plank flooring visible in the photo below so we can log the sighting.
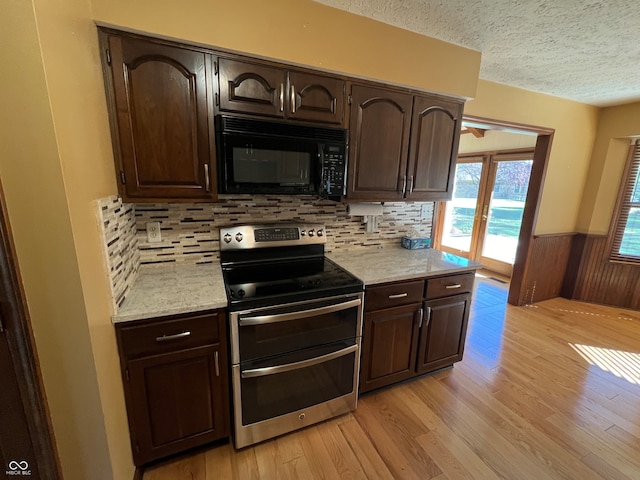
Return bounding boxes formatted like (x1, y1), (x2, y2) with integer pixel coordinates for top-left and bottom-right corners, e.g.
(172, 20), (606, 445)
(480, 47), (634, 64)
(143, 276), (640, 479)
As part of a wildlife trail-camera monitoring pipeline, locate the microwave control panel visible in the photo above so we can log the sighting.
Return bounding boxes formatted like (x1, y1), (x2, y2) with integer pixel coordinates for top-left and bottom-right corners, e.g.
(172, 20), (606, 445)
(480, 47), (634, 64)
(321, 145), (347, 196)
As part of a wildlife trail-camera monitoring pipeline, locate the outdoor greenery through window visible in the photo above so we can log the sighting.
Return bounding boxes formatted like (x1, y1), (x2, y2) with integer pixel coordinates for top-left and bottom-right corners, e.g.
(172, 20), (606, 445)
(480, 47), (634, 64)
(441, 155), (532, 265)
(610, 140), (640, 263)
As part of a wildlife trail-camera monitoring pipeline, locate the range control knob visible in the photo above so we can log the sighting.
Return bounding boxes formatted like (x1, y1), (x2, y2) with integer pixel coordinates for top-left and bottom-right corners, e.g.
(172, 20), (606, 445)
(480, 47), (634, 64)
(237, 289), (245, 298)
(235, 232), (244, 242)
(300, 229), (306, 236)
(223, 233), (232, 243)
(308, 229), (315, 237)
(317, 229), (324, 237)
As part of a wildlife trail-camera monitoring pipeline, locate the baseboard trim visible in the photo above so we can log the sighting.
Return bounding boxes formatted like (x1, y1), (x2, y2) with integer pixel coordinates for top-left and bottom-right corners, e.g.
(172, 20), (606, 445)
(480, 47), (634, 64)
(133, 466), (144, 480)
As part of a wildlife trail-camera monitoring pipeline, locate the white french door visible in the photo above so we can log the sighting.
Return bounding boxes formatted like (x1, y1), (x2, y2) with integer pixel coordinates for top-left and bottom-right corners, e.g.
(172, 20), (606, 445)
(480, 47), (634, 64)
(435, 150), (534, 277)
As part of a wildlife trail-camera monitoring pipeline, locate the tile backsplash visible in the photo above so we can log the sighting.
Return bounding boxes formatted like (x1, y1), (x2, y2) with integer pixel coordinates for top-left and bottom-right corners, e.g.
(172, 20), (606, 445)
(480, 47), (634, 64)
(98, 196), (140, 311)
(98, 194), (434, 312)
(134, 195), (433, 264)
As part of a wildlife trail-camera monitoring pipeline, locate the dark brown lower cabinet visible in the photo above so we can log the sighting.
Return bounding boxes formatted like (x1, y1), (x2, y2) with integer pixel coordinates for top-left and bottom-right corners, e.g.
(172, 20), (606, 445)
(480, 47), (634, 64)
(359, 273), (474, 393)
(116, 310), (229, 466)
(417, 293), (471, 373)
(360, 304), (421, 393)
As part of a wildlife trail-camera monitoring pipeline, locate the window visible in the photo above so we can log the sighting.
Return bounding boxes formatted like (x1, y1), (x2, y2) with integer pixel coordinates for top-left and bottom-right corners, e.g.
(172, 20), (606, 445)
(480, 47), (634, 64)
(610, 140), (640, 263)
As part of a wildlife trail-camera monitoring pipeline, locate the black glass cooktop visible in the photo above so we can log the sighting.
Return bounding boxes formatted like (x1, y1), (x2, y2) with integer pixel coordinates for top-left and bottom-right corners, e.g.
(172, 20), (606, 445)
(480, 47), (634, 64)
(222, 256), (363, 311)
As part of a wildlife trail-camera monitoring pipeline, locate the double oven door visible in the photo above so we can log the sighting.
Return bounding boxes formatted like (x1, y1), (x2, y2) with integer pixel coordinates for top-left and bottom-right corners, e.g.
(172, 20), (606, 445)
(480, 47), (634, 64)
(228, 293), (363, 448)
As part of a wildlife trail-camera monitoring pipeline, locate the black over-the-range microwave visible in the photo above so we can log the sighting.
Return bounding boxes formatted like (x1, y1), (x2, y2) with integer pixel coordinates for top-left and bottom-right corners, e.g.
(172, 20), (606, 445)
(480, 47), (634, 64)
(215, 115), (348, 198)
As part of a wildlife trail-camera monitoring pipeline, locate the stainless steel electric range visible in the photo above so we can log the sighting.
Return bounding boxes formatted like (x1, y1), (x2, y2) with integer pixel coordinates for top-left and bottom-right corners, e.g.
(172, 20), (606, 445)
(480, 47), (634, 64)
(219, 224), (364, 448)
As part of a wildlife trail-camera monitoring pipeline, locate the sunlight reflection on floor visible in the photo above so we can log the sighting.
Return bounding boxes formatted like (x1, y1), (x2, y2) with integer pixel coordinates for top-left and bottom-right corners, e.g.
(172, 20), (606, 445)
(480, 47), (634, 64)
(570, 343), (640, 385)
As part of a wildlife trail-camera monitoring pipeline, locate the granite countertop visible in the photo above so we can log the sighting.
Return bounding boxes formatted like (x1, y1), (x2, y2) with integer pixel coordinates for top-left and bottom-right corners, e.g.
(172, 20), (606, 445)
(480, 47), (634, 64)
(327, 246), (482, 286)
(113, 262), (228, 323)
(113, 247), (480, 323)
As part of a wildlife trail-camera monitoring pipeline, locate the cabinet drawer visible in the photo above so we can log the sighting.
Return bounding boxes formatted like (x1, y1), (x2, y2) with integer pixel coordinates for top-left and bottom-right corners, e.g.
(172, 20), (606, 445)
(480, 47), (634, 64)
(117, 311), (222, 359)
(365, 280), (424, 312)
(425, 273), (474, 299)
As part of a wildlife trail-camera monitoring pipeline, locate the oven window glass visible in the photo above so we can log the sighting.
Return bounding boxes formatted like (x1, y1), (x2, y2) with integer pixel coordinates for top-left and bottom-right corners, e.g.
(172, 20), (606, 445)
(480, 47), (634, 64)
(241, 344), (356, 425)
(232, 148), (311, 186)
(238, 299), (360, 362)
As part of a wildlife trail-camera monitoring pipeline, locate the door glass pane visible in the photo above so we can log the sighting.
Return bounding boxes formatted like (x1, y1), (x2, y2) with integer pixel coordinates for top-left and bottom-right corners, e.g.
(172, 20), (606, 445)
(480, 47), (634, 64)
(441, 162), (482, 253)
(620, 207), (640, 257)
(482, 160), (533, 263)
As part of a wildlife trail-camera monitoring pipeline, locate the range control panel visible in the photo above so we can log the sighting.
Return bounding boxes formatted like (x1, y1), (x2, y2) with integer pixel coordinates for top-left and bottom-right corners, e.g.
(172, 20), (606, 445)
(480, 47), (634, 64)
(220, 224), (326, 250)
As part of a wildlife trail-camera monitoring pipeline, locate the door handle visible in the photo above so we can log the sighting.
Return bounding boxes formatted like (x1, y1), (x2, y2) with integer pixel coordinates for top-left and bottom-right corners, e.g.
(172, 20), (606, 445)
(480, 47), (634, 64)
(241, 344), (357, 378)
(239, 298), (361, 326)
(204, 163), (210, 192)
(408, 176), (414, 195)
(290, 85), (296, 113)
(401, 175), (407, 196)
(482, 204), (489, 221)
(279, 83), (284, 112)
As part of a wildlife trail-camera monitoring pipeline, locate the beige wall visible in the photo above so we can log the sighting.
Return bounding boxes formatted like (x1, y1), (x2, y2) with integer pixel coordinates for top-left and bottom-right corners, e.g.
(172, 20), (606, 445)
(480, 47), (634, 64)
(464, 80), (600, 234)
(458, 129), (538, 154)
(92, 0), (480, 100)
(576, 101), (640, 234)
(0, 0), (123, 479)
(31, 0), (136, 477)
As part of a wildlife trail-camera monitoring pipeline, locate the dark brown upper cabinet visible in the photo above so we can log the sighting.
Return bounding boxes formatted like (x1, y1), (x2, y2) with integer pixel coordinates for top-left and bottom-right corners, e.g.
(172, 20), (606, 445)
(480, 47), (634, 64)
(348, 85), (413, 201)
(407, 96), (463, 200)
(347, 84), (463, 202)
(217, 57), (345, 125)
(100, 30), (216, 201)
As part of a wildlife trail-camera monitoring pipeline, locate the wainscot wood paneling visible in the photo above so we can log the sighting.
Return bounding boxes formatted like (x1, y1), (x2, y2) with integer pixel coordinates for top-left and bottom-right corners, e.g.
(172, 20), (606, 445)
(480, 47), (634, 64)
(562, 233), (640, 310)
(517, 233), (574, 304)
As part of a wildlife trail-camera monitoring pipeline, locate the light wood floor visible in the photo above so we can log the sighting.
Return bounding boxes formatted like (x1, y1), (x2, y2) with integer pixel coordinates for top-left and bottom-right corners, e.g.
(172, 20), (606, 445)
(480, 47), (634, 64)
(143, 277), (640, 479)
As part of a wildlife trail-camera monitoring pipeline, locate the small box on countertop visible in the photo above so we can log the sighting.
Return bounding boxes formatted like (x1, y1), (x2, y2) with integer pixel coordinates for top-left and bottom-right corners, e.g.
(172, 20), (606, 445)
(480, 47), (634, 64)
(401, 237), (431, 250)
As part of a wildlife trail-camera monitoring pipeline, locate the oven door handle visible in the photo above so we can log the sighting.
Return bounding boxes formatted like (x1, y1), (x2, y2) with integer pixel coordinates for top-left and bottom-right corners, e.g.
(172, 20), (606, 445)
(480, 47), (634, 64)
(241, 344), (357, 378)
(238, 298), (361, 326)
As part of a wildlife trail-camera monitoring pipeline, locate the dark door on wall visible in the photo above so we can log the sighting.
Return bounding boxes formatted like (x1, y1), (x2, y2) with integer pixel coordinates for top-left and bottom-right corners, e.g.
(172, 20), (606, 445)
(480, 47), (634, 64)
(0, 183), (60, 479)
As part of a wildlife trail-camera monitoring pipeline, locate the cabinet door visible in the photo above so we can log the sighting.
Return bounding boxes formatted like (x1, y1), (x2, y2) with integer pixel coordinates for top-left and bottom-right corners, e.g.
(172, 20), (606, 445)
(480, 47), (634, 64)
(126, 344), (228, 465)
(406, 95), (463, 201)
(347, 85), (413, 201)
(288, 71), (345, 125)
(106, 34), (215, 200)
(218, 58), (286, 118)
(359, 303), (422, 393)
(417, 293), (471, 374)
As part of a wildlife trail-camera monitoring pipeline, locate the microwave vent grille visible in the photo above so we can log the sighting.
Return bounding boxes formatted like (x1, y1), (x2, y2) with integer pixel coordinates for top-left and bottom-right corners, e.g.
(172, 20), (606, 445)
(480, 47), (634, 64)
(218, 116), (346, 143)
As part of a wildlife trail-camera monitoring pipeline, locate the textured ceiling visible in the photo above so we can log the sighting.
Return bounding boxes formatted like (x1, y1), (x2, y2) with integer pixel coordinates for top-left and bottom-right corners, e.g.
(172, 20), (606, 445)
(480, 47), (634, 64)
(314, 0), (640, 106)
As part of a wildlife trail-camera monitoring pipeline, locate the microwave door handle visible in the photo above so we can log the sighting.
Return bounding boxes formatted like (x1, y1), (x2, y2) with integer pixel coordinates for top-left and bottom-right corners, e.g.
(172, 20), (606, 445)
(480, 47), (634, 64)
(238, 298), (361, 326)
(241, 344), (357, 378)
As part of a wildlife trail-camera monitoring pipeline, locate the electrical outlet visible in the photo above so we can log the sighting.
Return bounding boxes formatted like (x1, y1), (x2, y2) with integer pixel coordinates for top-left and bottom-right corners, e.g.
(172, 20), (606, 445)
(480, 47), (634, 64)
(146, 222), (161, 243)
(420, 205), (431, 221)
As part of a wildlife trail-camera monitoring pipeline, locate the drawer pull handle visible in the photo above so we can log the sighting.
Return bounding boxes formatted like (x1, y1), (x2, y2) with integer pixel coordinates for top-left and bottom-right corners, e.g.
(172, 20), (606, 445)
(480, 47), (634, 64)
(388, 293), (408, 299)
(445, 284), (462, 289)
(155, 331), (191, 342)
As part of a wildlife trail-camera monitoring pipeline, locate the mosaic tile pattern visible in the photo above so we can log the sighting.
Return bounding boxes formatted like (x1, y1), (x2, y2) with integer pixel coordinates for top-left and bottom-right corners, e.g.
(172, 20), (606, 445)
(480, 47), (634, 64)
(99, 194), (434, 311)
(133, 195), (434, 265)
(97, 196), (140, 311)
